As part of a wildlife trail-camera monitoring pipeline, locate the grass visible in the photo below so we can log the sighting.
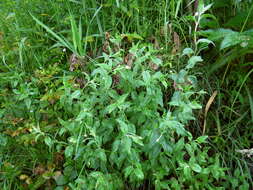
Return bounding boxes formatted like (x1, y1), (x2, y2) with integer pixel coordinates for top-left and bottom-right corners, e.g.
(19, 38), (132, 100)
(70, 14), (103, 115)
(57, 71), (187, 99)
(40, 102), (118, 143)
(1, 0), (253, 189)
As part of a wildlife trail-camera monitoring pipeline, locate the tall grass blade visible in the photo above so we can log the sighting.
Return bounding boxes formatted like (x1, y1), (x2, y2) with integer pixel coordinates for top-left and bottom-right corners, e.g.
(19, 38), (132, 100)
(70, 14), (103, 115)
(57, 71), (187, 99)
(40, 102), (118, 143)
(90, 3), (103, 36)
(229, 68), (253, 120)
(245, 85), (253, 122)
(70, 14), (80, 55)
(30, 13), (75, 53)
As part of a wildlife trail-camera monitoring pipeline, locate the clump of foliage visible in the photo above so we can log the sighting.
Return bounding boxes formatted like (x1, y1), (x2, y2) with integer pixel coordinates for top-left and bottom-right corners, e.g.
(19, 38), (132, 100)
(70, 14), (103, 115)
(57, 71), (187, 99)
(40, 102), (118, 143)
(54, 40), (227, 189)
(1, 0), (253, 189)
(0, 35), (227, 189)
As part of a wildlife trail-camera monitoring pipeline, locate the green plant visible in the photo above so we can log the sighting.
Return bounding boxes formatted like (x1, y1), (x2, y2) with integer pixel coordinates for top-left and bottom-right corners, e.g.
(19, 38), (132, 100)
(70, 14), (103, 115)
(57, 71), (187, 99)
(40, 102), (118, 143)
(41, 38), (226, 189)
(196, 2), (253, 187)
(1, 0), (253, 189)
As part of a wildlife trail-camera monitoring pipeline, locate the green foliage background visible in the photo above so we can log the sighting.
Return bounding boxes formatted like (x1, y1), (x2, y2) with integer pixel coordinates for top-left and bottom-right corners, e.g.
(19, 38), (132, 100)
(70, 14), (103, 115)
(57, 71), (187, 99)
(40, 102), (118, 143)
(0, 0), (253, 189)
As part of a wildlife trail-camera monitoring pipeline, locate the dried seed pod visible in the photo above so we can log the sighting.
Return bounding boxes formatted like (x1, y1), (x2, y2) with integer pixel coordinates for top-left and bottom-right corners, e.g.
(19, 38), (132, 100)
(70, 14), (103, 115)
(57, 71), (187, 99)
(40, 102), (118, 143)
(69, 54), (79, 71)
(75, 77), (86, 88)
(69, 54), (85, 71)
(124, 53), (134, 70)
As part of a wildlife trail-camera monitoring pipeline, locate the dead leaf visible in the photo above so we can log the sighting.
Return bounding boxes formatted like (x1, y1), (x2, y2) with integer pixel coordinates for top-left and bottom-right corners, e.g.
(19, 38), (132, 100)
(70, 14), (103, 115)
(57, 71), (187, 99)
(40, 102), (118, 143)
(236, 148), (253, 157)
(124, 53), (134, 69)
(75, 77), (86, 88)
(105, 32), (110, 40)
(102, 40), (110, 53)
(149, 36), (160, 49)
(52, 171), (62, 181)
(202, 90), (218, 135)
(25, 177), (32, 185)
(149, 62), (159, 71)
(33, 164), (46, 175)
(54, 152), (65, 166)
(69, 54), (84, 72)
(69, 54), (78, 71)
(19, 174), (29, 180)
(172, 32), (181, 55)
(113, 74), (120, 86)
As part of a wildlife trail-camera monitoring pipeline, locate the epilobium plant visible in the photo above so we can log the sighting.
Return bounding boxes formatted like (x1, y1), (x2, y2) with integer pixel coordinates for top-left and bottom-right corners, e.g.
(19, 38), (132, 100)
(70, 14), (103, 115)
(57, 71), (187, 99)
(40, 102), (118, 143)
(48, 37), (226, 189)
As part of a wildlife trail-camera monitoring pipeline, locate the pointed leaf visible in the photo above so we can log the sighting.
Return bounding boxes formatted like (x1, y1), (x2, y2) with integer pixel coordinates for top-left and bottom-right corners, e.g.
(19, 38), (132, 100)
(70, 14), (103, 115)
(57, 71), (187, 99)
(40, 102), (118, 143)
(186, 56), (203, 69)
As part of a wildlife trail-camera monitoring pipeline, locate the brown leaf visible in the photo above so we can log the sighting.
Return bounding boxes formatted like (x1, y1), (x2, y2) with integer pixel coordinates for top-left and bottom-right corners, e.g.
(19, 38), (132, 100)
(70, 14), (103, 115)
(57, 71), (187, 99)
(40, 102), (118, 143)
(75, 77), (86, 88)
(69, 54), (84, 72)
(105, 32), (110, 40)
(54, 152), (65, 166)
(202, 91), (218, 135)
(124, 53), (134, 69)
(113, 74), (120, 86)
(172, 32), (181, 54)
(69, 54), (78, 71)
(19, 174), (29, 180)
(102, 40), (110, 53)
(33, 164), (46, 175)
(149, 62), (159, 71)
(25, 177), (32, 185)
(149, 36), (160, 49)
(52, 171), (62, 181)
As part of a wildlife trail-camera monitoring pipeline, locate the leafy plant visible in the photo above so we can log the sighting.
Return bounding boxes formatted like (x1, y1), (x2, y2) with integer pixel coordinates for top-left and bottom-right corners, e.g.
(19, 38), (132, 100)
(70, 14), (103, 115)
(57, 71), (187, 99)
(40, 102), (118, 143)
(44, 38), (226, 189)
(1, 0), (253, 189)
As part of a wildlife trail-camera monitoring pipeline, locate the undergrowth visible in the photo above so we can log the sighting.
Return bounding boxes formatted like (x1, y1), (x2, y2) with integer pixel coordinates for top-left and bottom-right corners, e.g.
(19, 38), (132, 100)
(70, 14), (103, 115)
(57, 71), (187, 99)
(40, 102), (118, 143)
(0, 0), (253, 189)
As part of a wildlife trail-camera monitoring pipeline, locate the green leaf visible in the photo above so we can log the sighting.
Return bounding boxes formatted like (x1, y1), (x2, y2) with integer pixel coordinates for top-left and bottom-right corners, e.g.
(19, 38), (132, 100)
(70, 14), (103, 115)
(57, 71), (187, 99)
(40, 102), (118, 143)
(25, 99), (31, 109)
(142, 71), (151, 84)
(71, 90), (81, 99)
(151, 57), (162, 66)
(134, 168), (144, 180)
(220, 32), (241, 50)
(185, 144), (194, 156)
(191, 163), (202, 173)
(174, 138), (185, 152)
(70, 13), (84, 55)
(182, 48), (194, 56)
(195, 136), (208, 144)
(54, 186), (64, 190)
(197, 2), (213, 16)
(106, 103), (118, 113)
(122, 137), (132, 154)
(200, 28), (236, 42)
(189, 101), (202, 109)
(117, 93), (129, 104)
(186, 56), (203, 69)
(104, 75), (112, 89)
(65, 145), (74, 158)
(183, 164), (191, 179)
(121, 33), (143, 42)
(0, 134), (8, 146)
(90, 171), (102, 178)
(112, 140), (121, 152)
(55, 175), (68, 186)
(44, 136), (53, 148)
(202, 168), (210, 175)
(197, 38), (215, 46)
(124, 166), (134, 178)
(97, 150), (107, 162)
(128, 134), (144, 146)
(76, 111), (87, 121)
(116, 119), (129, 134)
(169, 91), (182, 106)
(225, 11), (253, 29)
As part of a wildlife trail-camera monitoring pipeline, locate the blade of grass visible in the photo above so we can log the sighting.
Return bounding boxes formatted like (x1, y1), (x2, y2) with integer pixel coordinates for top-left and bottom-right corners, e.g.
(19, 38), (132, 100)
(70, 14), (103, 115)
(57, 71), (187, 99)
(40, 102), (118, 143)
(245, 85), (253, 122)
(70, 13), (82, 55)
(30, 13), (75, 53)
(229, 68), (253, 120)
